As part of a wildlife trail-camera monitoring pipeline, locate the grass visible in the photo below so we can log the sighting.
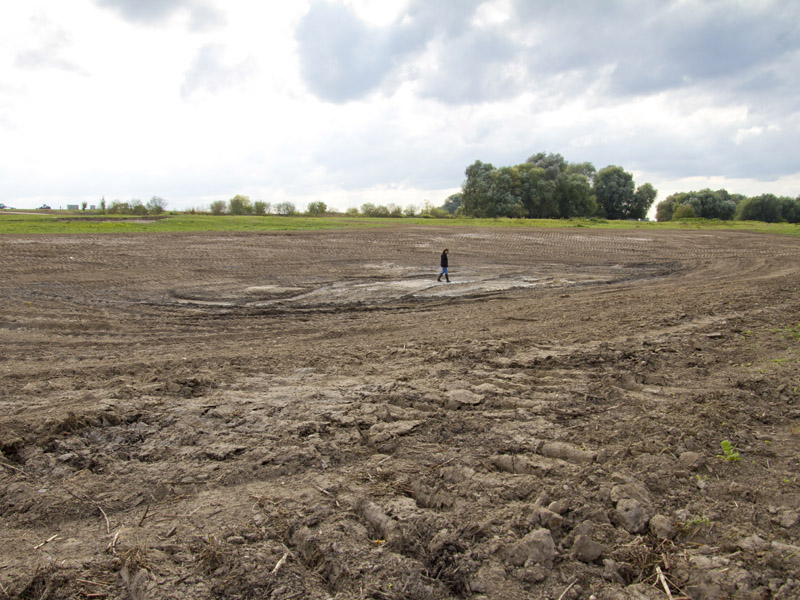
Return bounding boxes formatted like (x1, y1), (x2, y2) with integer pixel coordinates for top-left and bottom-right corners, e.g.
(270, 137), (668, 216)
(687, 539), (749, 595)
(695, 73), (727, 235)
(2, 210), (800, 236)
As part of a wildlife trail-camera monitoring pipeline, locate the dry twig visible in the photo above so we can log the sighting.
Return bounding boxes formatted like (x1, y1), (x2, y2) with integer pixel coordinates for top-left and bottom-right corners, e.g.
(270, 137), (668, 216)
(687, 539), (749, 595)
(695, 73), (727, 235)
(97, 505), (110, 534)
(0, 461), (28, 477)
(557, 577), (578, 600)
(138, 504), (150, 527)
(34, 534), (59, 550)
(271, 551), (289, 575)
(656, 566), (673, 599)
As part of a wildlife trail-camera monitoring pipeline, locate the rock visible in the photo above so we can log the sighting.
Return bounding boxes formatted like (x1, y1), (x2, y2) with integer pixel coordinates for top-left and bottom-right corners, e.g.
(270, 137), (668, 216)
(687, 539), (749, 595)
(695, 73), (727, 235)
(444, 389), (483, 409)
(649, 514), (676, 540)
(602, 559), (625, 584)
(507, 528), (556, 567)
(615, 498), (650, 533)
(472, 383), (503, 395)
(226, 535), (245, 545)
(547, 500), (568, 515)
(469, 562), (506, 594)
(679, 451), (705, 470)
(737, 534), (768, 552)
(572, 534), (606, 562)
(531, 506), (563, 530)
(777, 510), (799, 529)
(610, 479), (652, 507)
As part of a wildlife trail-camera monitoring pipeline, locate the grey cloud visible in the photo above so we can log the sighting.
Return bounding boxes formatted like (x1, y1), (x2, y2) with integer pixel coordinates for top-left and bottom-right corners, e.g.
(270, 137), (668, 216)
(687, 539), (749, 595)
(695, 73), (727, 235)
(96, 0), (223, 30)
(181, 45), (256, 99)
(417, 31), (523, 104)
(296, 3), (399, 103)
(295, 0), (484, 103)
(295, 0), (800, 106)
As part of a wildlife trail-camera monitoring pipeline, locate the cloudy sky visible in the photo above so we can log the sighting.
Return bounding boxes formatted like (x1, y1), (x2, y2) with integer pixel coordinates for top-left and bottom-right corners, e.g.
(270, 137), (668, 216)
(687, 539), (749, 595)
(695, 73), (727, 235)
(1, 0), (799, 216)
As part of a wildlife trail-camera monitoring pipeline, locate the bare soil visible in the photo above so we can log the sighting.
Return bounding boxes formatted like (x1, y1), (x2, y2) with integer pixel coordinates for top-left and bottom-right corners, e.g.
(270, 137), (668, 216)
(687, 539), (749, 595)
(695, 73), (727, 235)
(1, 226), (799, 600)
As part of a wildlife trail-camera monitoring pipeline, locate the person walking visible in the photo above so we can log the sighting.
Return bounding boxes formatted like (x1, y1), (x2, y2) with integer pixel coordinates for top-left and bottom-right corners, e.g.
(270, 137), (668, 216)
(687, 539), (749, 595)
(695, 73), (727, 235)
(437, 248), (450, 282)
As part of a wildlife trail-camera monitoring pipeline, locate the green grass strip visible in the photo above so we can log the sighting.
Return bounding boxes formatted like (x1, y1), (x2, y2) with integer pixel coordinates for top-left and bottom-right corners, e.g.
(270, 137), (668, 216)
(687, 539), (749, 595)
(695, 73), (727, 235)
(2, 211), (799, 236)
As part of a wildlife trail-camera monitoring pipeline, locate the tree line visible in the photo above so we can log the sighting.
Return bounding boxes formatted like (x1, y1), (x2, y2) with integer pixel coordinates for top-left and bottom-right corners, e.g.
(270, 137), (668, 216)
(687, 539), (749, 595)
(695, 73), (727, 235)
(97, 196), (167, 215)
(451, 152), (658, 220)
(655, 189), (800, 223)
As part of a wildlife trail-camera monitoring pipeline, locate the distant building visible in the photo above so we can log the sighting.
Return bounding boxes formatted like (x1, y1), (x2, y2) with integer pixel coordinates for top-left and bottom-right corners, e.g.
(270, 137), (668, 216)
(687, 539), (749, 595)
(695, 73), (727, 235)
(67, 204), (79, 210)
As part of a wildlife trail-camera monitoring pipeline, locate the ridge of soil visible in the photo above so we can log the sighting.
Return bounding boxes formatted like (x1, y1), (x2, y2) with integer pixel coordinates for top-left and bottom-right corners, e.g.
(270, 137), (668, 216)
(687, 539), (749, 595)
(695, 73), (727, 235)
(1, 226), (799, 599)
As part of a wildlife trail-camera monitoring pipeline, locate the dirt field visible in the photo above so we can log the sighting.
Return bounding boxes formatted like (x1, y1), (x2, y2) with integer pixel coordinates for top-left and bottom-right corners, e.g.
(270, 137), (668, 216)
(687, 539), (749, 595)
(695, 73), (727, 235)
(1, 225), (799, 600)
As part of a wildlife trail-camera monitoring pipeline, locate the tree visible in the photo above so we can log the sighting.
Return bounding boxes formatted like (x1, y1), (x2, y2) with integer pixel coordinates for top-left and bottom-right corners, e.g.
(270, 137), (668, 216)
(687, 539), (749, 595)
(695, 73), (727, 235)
(735, 194), (782, 222)
(781, 196), (800, 223)
(673, 204), (696, 219)
(81, 201), (87, 211)
(526, 151), (567, 180)
(130, 199), (148, 215)
(403, 204), (418, 217)
(307, 201), (327, 216)
(147, 196), (167, 215)
(630, 183), (658, 220)
(253, 201), (269, 215)
(555, 173), (596, 218)
(594, 166), (635, 219)
(442, 193), (462, 214)
(228, 194), (252, 215)
(274, 201), (296, 215)
(387, 203), (403, 217)
(655, 196), (677, 222)
(461, 160), (495, 217)
(210, 200), (226, 215)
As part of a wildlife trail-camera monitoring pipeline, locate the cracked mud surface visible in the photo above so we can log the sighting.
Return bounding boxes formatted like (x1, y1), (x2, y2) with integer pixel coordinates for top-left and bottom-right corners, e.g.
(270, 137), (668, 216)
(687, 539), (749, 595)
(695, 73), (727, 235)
(2, 225), (800, 599)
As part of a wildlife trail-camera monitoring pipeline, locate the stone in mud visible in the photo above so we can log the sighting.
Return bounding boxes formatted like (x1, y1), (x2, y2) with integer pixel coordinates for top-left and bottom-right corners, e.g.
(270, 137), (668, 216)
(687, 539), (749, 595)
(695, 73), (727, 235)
(649, 514), (676, 540)
(614, 498), (650, 533)
(506, 528), (556, 567)
(679, 451), (705, 470)
(572, 534), (606, 562)
(444, 389), (483, 409)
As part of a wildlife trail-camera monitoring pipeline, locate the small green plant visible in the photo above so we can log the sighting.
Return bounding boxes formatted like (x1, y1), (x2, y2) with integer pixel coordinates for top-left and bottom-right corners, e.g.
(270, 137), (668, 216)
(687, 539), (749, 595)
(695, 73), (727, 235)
(717, 439), (741, 462)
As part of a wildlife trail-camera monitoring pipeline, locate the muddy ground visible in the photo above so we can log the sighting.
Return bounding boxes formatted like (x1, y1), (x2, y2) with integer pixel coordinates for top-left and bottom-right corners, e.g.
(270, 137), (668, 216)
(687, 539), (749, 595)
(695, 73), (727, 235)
(1, 225), (799, 600)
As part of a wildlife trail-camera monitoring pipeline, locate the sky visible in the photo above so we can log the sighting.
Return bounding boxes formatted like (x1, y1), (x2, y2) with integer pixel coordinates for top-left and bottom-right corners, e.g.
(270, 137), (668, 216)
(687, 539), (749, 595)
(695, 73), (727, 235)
(1, 0), (799, 217)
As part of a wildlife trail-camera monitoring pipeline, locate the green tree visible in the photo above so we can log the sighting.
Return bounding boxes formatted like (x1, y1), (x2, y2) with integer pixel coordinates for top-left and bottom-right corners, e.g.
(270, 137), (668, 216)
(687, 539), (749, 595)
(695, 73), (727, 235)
(253, 201), (268, 215)
(274, 201), (296, 215)
(735, 194), (782, 222)
(630, 183), (658, 220)
(387, 203), (403, 217)
(210, 200), (226, 215)
(403, 204), (418, 217)
(146, 196), (167, 215)
(555, 173), (596, 218)
(107, 200), (130, 214)
(781, 196), (800, 223)
(228, 194), (252, 215)
(307, 201), (327, 216)
(461, 160), (495, 217)
(442, 193), (462, 214)
(594, 166), (635, 219)
(673, 204), (697, 219)
(655, 196), (679, 221)
(130, 199), (148, 215)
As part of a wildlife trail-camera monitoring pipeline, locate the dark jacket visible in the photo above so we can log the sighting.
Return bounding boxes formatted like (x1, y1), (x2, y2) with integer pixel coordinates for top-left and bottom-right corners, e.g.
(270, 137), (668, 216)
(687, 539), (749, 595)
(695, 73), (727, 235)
(440, 252), (448, 268)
